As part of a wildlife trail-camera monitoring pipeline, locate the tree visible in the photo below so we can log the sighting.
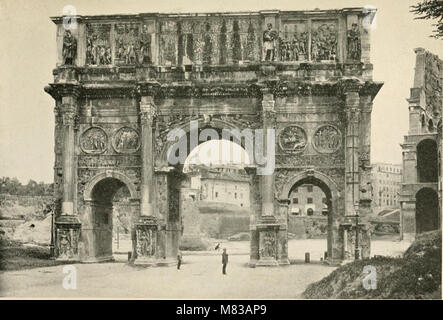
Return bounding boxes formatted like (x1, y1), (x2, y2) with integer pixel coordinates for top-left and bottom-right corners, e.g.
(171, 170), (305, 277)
(411, 0), (443, 39)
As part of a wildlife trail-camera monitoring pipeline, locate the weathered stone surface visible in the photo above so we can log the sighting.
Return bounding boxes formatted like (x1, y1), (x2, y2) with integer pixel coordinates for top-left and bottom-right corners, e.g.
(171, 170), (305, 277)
(45, 8), (382, 265)
(400, 48), (442, 241)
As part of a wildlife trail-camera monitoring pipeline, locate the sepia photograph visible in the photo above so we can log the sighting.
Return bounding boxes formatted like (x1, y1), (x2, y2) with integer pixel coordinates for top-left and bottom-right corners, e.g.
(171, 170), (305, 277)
(0, 0), (442, 303)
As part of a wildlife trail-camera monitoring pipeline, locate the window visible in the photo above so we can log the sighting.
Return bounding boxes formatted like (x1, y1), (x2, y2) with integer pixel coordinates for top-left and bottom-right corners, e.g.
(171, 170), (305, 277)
(293, 198), (298, 204)
(235, 193), (237, 199)
(307, 208), (314, 216)
(307, 197), (313, 204)
(215, 192), (218, 198)
(307, 185), (313, 193)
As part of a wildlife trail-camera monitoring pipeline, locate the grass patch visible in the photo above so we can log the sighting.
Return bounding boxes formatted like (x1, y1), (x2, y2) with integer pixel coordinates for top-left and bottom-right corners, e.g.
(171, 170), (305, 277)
(0, 239), (70, 271)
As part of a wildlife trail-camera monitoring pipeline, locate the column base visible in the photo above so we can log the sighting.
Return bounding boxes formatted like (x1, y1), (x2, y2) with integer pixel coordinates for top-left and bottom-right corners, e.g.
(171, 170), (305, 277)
(55, 215), (81, 261)
(255, 257), (279, 267)
(278, 258), (290, 265)
(133, 257), (177, 267)
(81, 255), (114, 263)
(134, 256), (157, 266)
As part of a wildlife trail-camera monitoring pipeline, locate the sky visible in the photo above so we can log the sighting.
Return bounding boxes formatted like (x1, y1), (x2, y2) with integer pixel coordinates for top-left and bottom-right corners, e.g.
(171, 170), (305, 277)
(0, 0), (442, 183)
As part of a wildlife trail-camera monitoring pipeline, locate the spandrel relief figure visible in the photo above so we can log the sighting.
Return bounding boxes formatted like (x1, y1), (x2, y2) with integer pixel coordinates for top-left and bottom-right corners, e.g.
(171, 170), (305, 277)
(347, 23), (361, 60)
(62, 30), (77, 65)
(263, 23), (278, 61)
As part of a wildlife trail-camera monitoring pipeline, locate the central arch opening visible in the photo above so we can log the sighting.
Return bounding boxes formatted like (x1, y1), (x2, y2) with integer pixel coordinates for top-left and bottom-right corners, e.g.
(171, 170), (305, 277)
(90, 177), (133, 260)
(286, 176), (333, 261)
(177, 137), (252, 253)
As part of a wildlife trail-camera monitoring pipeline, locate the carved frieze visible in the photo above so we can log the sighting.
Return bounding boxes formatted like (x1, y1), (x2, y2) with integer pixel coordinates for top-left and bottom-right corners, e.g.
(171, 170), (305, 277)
(260, 231), (277, 258)
(112, 127), (140, 153)
(78, 155), (141, 168)
(80, 127), (108, 154)
(311, 21), (338, 62)
(86, 24), (112, 66)
(312, 125), (342, 153)
(279, 21), (308, 62)
(136, 228), (156, 257)
(276, 153), (345, 167)
(115, 23), (140, 65)
(278, 126), (307, 153)
(56, 228), (79, 260)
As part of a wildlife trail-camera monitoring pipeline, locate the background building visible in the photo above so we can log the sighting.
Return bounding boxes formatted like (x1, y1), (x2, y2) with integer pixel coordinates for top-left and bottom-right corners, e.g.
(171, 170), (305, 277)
(289, 184), (327, 216)
(188, 165), (250, 208)
(400, 48), (442, 240)
(372, 163), (402, 212)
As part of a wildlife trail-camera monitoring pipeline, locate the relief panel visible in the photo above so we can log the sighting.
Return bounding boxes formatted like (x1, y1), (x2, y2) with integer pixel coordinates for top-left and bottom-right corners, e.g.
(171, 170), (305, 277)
(86, 24), (112, 66)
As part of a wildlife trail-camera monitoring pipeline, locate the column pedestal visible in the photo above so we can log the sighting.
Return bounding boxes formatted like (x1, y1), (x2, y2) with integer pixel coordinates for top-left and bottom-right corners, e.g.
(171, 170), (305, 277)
(134, 216), (158, 266)
(55, 215), (81, 261)
(255, 216), (280, 267)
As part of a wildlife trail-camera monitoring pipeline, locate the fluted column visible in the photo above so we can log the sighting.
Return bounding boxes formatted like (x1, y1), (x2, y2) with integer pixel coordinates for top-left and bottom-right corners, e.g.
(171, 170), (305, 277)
(61, 102), (77, 215)
(255, 86), (279, 267)
(134, 82), (161, 266)
(260, 88), (276, 217)
(44, 83), (81, 262)
(139, 98), (156, 217)
(344, 89), (361, 215)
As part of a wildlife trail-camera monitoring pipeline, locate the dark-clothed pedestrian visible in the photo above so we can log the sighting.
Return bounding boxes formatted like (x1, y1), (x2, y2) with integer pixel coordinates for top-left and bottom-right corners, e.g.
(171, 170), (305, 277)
(222, 248), (228, 275)
(177, 251), (182, 270)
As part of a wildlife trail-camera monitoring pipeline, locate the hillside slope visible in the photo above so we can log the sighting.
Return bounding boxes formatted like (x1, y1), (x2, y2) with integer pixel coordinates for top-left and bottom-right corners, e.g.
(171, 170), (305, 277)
(303, 230), (441, 299)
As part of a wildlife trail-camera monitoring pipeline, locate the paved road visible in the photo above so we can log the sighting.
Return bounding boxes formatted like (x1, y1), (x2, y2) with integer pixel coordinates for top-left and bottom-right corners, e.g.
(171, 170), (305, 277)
(0, 239), (411, 298)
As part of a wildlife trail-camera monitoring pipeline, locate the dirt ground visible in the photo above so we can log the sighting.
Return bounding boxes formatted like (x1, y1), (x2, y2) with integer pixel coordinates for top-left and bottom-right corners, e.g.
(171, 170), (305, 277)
(0, 239), (411, 298)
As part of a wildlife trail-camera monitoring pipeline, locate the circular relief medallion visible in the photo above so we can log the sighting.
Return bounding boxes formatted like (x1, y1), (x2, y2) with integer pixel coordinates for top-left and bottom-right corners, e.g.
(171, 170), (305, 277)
(80, 127), (108, 154)
(278, 126), (307, 153)
(113, 127), (140, 153)
(313, 125), (341, 153)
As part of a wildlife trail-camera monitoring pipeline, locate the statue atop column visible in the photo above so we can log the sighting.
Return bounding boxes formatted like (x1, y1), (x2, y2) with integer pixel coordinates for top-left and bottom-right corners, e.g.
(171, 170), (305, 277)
(139, 24), (152, 64)
(347, 23), (361, 60)
(263, 23), (278, 61)
(62, 30), (77, 65)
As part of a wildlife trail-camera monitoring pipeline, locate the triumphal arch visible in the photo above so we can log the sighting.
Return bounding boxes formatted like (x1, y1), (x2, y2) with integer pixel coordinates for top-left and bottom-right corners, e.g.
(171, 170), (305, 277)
(45, 8), (382, 266)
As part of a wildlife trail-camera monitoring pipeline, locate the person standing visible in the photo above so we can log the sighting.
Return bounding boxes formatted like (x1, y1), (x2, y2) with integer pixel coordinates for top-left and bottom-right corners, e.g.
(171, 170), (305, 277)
(177, 251), (182, 270)
(130, 226), (137, 263)
(222, 248), (228, 275)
